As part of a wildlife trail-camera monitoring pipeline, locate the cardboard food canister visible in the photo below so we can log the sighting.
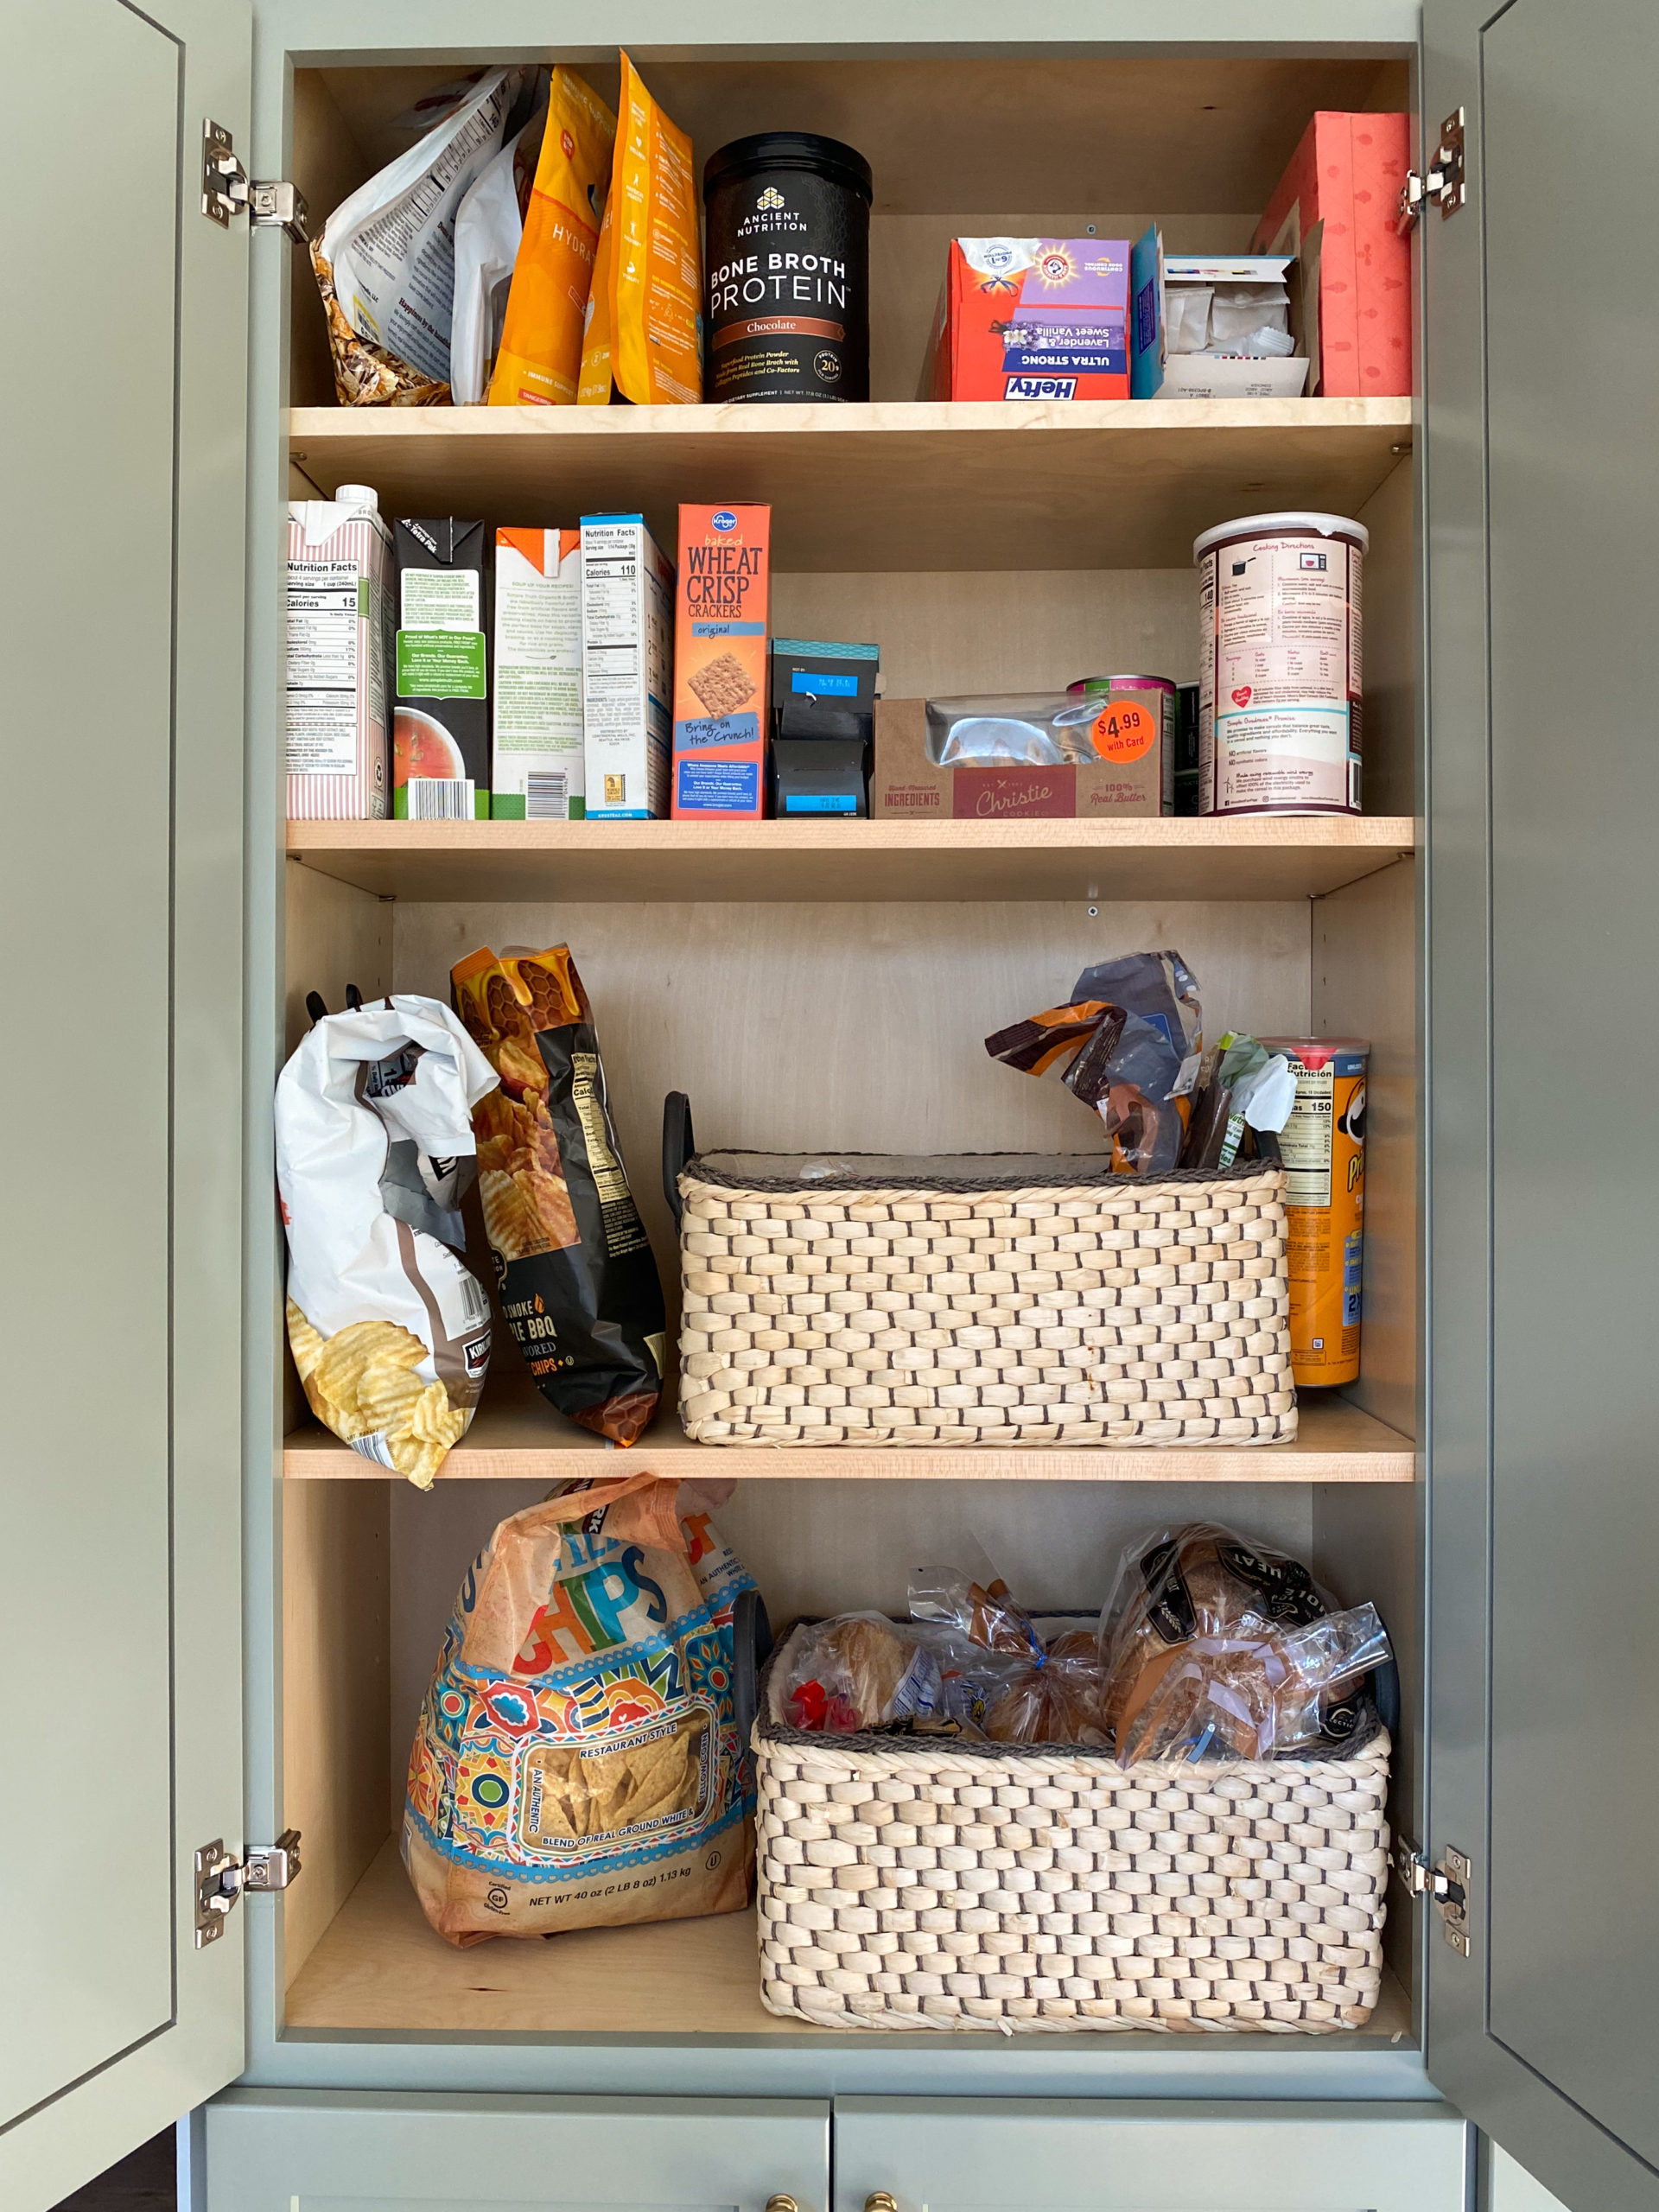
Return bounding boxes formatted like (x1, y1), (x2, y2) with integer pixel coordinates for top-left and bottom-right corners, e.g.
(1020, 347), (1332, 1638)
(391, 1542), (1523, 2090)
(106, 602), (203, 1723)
(1195, 511), (1367, 817)
(1262, 1036), (1369, 1387)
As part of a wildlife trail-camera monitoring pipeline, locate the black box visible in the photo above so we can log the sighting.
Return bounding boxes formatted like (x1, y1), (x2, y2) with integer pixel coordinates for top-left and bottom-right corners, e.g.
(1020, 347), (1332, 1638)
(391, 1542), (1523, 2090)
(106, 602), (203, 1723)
(1175, 681), (1200, 815)
(770, 638), (880, 730)
(393, 518), (491, 819)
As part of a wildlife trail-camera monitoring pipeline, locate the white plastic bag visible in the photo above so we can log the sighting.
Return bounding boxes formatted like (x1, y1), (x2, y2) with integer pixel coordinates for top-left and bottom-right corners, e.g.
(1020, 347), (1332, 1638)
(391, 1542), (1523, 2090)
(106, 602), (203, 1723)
(276, 997), (499, 1484)
(309, 67), (528, 404)
(450, 102), (547, 404)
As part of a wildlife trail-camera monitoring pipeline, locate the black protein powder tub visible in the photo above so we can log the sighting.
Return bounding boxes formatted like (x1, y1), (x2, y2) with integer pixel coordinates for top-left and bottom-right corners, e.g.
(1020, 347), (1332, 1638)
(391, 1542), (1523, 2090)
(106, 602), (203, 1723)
(702, 133), (872, 403)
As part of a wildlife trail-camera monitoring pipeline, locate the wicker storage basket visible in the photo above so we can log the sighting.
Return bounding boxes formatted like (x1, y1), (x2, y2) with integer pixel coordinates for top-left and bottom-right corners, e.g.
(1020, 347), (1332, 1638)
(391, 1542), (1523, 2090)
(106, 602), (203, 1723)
(753, 1646), (1389, 2034)
(668, 1120), (1296, 1449)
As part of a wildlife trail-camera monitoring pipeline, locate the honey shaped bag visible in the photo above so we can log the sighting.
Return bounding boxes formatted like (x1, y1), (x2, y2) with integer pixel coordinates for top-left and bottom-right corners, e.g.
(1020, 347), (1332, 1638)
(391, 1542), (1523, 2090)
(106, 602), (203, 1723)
(404, 1473), (757, 1944)
(453, 944), (665, 1442)
(486, 67), (617, 406)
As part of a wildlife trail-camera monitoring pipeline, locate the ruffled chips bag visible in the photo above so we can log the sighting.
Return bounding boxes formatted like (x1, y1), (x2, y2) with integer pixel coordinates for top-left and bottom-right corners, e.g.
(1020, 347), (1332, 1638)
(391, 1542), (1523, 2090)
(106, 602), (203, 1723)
(452, 943), (665, 1442)
(276, 997), (499, 1485)
(404, 1473), (757, 1944)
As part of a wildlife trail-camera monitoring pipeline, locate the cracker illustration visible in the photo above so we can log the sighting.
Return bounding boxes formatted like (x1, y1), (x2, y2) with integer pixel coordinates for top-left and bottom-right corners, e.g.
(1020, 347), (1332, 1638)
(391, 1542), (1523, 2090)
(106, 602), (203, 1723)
(688, 651), (756, 716)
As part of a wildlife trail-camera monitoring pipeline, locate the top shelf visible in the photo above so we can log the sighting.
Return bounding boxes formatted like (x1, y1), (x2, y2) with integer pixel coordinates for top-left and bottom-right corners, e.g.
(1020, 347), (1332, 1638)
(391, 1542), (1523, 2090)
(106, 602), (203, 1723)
(288, 398), (1413, 574)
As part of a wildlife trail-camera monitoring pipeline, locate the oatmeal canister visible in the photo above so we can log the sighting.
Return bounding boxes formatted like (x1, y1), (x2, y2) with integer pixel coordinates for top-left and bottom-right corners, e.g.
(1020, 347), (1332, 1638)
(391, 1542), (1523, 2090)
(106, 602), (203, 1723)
(1262, 1036), (1369, 1387)
(702, 132), (872, 403)
(1195, 511), (1367, 816)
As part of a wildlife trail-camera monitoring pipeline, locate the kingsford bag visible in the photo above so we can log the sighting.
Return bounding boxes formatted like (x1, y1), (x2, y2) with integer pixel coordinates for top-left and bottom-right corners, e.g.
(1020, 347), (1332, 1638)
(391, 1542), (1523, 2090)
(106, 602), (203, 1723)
(404, 1473), (757, 1945)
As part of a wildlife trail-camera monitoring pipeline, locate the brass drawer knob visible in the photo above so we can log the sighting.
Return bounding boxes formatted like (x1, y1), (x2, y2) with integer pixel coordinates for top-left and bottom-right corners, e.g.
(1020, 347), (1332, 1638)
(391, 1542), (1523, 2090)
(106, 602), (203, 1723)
(765, 2198), (800, 2212)
(865, 2196), (900, 2212)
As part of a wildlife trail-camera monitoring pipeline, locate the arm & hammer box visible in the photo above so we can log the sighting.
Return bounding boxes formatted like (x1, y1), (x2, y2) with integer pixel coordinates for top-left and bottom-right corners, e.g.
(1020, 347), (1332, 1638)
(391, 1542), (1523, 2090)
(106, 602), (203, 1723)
(873, 690), (1171, 819)
(493, 528), (584, 819)
(671, 503), (771, 819)
(925, 238), (1131, 401)
(581, 513), (674, 819)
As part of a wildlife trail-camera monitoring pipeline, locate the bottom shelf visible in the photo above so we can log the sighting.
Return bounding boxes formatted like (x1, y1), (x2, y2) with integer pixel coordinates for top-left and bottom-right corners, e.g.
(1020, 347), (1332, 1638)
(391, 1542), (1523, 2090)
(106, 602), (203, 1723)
(287, 1840), (1414, 2047)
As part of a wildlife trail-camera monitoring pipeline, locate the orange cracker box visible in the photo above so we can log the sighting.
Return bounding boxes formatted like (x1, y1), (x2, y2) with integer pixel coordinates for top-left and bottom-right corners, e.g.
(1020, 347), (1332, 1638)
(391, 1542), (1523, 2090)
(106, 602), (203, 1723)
(925, 238), (1131, 402)
(671, 505), (771, 818)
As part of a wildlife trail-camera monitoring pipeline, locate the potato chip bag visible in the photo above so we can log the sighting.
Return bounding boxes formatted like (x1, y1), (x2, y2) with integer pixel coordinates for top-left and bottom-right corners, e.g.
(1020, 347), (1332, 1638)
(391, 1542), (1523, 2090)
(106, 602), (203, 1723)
(575, 53), (702, 405)
(404, 1472), (757, 1944)
(486, 68), (617, 408)
(276, 998), (499, 1486)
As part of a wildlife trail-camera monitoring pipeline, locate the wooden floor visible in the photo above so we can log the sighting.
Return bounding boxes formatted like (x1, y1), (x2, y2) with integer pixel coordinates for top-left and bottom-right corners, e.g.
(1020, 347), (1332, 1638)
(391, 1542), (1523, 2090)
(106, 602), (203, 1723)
(283, 1377), (1415, 1484)
(287, 1840), (1414, 2050)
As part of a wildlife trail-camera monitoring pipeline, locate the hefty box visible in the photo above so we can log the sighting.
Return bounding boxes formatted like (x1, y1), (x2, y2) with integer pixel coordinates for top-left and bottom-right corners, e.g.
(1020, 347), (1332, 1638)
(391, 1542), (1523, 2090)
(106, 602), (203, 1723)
(925, 238), (1131, 402)
(872, 694), (1168, 820)
(671, 504), (771, 819)
(1250, 112), (1411, 397)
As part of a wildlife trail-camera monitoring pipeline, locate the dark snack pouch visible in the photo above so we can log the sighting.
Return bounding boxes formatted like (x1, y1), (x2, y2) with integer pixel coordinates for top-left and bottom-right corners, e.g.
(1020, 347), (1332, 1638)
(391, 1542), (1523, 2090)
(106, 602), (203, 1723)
(452, 944), (665, 1442)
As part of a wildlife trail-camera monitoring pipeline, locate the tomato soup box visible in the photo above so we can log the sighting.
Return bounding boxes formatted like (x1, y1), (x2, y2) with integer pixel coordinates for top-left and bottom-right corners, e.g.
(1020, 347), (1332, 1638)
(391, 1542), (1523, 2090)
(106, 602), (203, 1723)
(392, 518), (491, 818)
(493, 528), (584, 819)
(671, 504), (771, 818)
(925, 238), (1131, 402)
(285, 486), (391, 821)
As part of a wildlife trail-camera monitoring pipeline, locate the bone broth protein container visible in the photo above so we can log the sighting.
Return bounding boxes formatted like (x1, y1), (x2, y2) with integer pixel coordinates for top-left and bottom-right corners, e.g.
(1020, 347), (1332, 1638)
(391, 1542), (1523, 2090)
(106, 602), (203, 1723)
(1195, 512), (1367, 816)
(1262, 1036), (1369, 1388)
(702, 133), (872, 403)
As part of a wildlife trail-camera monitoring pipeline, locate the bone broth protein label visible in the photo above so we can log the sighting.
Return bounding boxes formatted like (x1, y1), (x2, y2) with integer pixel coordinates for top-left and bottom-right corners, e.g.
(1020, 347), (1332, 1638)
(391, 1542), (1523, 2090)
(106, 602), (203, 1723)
(702, 134), (872, 403)
(1195, 512), (1367, 816)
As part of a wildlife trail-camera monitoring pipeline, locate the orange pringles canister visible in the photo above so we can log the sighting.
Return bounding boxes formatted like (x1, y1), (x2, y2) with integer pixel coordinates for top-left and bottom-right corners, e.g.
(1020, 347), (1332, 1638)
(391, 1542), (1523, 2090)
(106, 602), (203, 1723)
(1262, 1037), (1369, 1388)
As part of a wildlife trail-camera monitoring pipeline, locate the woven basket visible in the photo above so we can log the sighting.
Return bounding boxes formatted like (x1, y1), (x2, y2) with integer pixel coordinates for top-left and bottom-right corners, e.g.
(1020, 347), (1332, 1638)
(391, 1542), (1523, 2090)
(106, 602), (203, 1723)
(753, 1649), (1389, 2034)
(672, 1142), (1296, 1448)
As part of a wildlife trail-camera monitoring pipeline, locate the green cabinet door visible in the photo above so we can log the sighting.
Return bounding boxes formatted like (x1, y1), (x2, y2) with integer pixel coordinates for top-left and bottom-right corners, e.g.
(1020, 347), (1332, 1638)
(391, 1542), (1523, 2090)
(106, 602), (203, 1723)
(833, 2098), (1468, 2212)
(204, 2090), (830, 2211)
(1423, 0), (1659, 2205)
(0, 3), (251, 2206)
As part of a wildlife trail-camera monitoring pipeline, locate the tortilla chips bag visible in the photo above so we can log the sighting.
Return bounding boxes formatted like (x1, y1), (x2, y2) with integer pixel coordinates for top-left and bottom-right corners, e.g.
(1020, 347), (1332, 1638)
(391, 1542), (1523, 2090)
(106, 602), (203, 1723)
(276, 997), (499, 1485)
(486, 67), (617, 407)
(452, 942), (665, 1443)
(575, 52), (702, 405)
(404, 1473), (757, 1944)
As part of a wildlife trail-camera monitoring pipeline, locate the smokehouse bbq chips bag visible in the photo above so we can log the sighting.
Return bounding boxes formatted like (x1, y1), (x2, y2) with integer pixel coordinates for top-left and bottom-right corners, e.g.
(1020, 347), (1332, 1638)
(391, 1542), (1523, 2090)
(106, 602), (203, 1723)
(453, 944), (665, 1444)
(276, 998), (499, 1486)
(404, 1473), (756, 1944)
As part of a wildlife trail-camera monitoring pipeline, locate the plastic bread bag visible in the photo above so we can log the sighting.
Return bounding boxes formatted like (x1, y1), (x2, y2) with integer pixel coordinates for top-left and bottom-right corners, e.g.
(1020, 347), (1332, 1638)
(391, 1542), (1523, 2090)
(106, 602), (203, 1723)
(404, 1471), (757, 1944)
(1098, 1522), (1390, 1764)
(925, 695), (1102, 767)
(452, 944), (666, 1444)
(276, 996), (499, 1485)
(576, 54), (701, 405)
(449, 99), (547, 404)
(777, 1615), (947, 1732)
(911, 1564), (1106, 1745)
(309, 67), (531, 405)
(486, 68), (617, 407)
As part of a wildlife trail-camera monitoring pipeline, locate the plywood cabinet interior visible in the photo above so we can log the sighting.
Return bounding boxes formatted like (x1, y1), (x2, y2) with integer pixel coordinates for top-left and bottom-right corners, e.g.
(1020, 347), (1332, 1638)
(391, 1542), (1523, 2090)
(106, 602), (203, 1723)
(269, 41), (1422, 2061)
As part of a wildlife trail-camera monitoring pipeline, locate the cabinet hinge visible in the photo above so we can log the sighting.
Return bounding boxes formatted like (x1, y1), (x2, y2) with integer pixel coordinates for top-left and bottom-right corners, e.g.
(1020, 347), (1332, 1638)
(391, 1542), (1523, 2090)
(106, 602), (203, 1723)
(194, 1830), (302, 1947)
(1396, 107), (1467, 233)
(1395, 1839), (1471, 1956)
(201, 120), (309, 244)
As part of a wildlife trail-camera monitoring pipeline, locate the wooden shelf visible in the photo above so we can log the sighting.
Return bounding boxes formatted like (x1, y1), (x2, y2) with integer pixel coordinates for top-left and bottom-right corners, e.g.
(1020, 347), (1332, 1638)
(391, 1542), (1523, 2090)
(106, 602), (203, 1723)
(283, 1382), (1414, 1484)
(286, 813), (1414, 905)
(288, 397), (1413, 574)
(287, 1840), (1414, 2044)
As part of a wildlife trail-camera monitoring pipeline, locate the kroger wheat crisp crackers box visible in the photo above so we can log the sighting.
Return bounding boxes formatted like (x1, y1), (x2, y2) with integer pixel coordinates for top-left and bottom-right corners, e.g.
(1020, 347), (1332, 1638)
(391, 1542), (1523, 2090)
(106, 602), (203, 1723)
(671, 505), (771, 819)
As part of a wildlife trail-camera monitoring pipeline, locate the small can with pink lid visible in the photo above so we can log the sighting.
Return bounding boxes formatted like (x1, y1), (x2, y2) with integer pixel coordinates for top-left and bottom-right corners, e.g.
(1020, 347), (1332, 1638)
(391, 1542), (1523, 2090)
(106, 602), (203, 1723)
(1194, 511), (1367, 817)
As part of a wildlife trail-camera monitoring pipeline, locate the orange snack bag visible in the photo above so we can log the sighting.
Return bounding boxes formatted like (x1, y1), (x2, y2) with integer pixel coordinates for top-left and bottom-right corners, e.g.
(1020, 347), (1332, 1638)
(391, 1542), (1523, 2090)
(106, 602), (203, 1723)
(576, 54), (701, 405)
(487, 68), (616, 407)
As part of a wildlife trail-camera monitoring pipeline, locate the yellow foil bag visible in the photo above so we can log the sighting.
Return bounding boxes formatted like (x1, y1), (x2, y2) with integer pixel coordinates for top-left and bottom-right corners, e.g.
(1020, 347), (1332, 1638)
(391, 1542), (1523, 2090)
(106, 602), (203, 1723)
(404, 1472), (758, 1946)
(487, 68), (617, 407)
(576, 53), (702, 405)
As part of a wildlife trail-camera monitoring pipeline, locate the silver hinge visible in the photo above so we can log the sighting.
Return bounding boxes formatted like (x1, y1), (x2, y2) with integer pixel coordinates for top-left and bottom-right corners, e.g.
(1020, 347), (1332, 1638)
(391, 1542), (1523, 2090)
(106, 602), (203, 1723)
(201, 120), (309, 243)
(1395, 1839), (1471, 1956)
(1396, 107), (1467, 233)
(194, 1830), (302, 1947)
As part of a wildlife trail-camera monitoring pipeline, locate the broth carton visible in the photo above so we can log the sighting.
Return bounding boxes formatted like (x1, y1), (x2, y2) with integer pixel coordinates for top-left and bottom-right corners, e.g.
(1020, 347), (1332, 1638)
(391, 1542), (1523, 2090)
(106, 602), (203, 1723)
(493, 528), (584, 819)
(393, 518), (491, 818)
(581, 513), (674, 819)
(671, 504), (771, 819)
(285, 484), (391, 821)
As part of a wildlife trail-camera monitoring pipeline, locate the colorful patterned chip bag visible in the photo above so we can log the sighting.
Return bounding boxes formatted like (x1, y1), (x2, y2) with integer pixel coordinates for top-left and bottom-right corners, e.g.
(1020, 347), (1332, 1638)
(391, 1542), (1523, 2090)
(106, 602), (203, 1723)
(404, 1472), (757, 1946)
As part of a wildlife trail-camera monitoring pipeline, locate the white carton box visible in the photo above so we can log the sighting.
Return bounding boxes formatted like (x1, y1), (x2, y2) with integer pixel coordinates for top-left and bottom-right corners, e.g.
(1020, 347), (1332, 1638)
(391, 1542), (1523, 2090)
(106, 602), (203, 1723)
(285, 488), (392, 821)
(493, 528), (584, 819)
(580, 513), (675, 820)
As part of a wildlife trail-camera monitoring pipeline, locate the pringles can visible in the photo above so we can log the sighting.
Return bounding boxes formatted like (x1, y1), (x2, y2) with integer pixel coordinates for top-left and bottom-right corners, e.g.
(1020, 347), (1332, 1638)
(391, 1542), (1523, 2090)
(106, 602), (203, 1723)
(1262, 1037), (1369, 1387)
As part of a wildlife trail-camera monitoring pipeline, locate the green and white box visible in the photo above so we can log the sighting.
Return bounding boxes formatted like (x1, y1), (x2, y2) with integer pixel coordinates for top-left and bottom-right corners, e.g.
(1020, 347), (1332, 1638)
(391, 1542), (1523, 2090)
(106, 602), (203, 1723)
(493, 528), (584, 819)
